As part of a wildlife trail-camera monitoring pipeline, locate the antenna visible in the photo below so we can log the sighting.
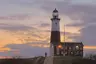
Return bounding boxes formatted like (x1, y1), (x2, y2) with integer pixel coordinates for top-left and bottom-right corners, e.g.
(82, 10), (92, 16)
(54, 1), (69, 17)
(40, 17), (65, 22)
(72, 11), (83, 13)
(63, 24), (66, 56)
(64, 24), (65, 42)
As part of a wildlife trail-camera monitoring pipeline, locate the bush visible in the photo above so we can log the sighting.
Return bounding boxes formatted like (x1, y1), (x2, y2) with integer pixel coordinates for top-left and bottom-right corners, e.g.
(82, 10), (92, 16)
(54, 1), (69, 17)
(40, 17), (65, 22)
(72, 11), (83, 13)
(85, 54), (96, 60)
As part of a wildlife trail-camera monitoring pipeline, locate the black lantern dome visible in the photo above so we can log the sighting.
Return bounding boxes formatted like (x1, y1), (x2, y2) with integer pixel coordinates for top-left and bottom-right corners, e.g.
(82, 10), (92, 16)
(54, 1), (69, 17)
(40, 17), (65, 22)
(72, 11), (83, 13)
(52, 8), (59, 18)
(53, 8), (58, 12)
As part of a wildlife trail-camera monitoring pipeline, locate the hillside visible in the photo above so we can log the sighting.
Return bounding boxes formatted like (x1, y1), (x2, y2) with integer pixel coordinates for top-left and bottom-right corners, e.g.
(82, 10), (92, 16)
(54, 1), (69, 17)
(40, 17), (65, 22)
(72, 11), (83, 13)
(0, 56), (45, 64)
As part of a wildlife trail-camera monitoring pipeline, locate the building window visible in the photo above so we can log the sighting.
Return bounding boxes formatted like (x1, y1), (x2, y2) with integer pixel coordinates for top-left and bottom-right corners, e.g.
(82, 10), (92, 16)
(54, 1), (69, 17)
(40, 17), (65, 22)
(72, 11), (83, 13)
(71, 52), (73, 55)
(76, 46), (79, 50)
(69, 47), (72, 50)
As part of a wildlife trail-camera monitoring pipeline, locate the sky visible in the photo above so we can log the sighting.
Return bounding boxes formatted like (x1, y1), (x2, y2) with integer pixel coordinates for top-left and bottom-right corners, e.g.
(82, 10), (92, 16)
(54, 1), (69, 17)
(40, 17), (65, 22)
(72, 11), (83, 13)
(0, 0), (96, 58)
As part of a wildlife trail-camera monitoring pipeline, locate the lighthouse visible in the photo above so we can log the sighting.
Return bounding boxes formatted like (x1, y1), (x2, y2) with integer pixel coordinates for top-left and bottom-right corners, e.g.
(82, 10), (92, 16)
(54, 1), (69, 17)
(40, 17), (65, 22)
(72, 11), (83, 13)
(50, 8), (61, 56)
(49, 9), (84, 57)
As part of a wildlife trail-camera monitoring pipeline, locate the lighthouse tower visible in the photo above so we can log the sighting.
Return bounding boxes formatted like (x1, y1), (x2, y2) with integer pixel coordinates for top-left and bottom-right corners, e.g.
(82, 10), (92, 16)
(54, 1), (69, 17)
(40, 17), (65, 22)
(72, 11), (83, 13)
(50, 8), (61, 56)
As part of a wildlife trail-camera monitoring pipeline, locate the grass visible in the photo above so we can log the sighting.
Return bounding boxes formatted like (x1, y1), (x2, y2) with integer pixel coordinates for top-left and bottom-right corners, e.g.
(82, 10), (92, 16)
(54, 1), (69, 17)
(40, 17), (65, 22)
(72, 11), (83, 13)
(0, 55), (96, 64)
(0, 56), (45, 64)
(72, 58), (96, 64)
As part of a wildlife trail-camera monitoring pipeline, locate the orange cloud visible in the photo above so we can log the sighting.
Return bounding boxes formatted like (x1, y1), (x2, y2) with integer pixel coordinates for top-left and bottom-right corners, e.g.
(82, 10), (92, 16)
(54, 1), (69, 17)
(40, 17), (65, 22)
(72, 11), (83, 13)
(0, 47), (10, 52)
(84, 46), (96, 50)
(0, 56), (12, 59)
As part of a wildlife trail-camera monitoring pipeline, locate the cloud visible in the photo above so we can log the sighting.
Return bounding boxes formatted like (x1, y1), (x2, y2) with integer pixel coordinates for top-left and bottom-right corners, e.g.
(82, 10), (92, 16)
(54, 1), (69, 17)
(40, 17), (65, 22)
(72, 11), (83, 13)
(39, 23), (50, 27)
(0, 22), (51, 46)
(80, 24), (96, 45)
(0, 14), (30, 20)
(38, 1), (96, 24)
(59, 4), (96, 45)
(0, 0), (72, 16)
(60, 31), (77, 36)
(4, 43), (49, 57)
(65, 22), (84, 27)
(69, 24), (96, 46)
(0, 23), (34, 31)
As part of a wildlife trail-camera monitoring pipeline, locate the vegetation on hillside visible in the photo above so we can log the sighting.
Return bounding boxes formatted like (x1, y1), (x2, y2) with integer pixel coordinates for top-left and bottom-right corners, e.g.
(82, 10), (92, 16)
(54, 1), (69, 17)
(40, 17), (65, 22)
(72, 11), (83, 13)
(72, 54), (96, 64)
(0, 54), (96, 64)
(0, 56), (45, 64)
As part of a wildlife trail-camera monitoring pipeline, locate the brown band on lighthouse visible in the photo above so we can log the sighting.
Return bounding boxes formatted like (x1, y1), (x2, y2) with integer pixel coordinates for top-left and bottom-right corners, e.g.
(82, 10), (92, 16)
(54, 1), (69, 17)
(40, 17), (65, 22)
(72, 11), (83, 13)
(50, 31), (60, 44)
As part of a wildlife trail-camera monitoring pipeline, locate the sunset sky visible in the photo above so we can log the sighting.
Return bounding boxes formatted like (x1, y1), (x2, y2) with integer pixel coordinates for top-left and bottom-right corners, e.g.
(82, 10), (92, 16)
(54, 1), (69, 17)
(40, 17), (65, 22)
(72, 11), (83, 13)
(0, 0), (96, 58)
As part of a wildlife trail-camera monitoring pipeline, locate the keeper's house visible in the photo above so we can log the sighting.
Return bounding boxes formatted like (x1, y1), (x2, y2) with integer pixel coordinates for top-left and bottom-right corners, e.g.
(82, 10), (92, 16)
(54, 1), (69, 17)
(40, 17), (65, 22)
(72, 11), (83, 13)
(57, 42), (84, 57)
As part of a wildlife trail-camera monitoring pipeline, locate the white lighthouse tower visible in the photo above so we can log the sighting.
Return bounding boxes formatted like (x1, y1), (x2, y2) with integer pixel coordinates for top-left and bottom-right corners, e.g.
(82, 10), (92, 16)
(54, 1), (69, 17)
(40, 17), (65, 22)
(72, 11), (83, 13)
(50, 8), (61, 56)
